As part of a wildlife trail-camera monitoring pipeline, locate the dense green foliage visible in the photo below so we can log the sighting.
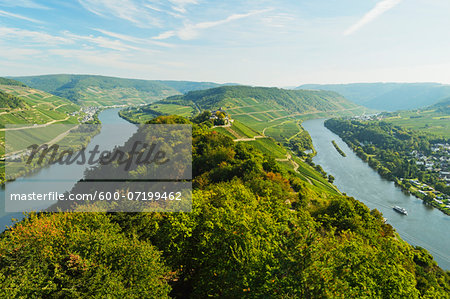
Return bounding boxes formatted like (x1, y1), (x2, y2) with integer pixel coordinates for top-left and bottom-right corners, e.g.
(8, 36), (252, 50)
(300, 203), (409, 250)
(0, 90), (25, 109)
(1, 115), (449, 297)
(0, 212), (171, 298)
(332, 140), (346, 157)
(288, 130), (314, 155)
(299, 83), (450, 111)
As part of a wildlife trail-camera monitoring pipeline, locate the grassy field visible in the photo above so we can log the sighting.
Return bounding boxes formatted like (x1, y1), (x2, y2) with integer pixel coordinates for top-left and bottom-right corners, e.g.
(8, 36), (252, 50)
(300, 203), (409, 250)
(382, 109), (450, 139)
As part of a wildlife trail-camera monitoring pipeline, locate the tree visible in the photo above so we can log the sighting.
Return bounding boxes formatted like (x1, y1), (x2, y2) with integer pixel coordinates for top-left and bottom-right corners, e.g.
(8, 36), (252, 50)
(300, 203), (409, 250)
(0, 212), (171, 298)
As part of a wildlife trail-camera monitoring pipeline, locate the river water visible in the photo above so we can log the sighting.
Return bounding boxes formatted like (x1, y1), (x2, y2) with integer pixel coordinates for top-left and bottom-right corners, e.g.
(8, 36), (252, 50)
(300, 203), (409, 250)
(302, 118), (450, 270)
(0, 108), (137, 230)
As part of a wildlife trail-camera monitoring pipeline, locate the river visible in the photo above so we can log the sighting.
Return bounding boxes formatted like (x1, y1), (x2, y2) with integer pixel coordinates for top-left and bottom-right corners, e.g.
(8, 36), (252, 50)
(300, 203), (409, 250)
(302, 118), (450, 270)
(0, 108), (137, 230)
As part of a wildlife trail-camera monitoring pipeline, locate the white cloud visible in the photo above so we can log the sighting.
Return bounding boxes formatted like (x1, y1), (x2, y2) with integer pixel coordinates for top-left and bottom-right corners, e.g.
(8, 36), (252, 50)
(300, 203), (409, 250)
(153, 9), (272, 40)
(78, 0), (161, 27)
(78, 0), (199, 28)
(63, 32), (144, 51)
(93, 28), (175, 48)
(0, 27), (73, 45)
(0, 0), (49, 9)
(0, 26), (160, 52)
(344, 0), (402, 36)
(153, 30), (176, 40)
(168, 0), (198, 14)
(0, 9), (43, 23)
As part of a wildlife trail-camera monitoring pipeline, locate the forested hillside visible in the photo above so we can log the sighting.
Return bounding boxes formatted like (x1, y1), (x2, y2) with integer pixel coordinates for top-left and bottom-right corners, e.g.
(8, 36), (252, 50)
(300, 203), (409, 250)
(0, 77), (27, 87)
(0, 91), (24, 109)
(1, 115), (448, 298)
(13, 75), (228, 106)
(298, 83), (450, 111)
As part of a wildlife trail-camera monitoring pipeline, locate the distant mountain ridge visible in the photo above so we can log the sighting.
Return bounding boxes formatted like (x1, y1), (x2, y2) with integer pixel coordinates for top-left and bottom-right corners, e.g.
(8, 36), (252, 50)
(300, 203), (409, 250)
(12, 74), (232, 106)
(0, 77), (27, 87)
(297, 83), (450, 111)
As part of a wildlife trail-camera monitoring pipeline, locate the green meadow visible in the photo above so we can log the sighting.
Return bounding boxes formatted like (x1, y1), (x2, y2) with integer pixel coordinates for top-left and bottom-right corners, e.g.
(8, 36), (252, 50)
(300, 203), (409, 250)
(382, 110), (450, 139)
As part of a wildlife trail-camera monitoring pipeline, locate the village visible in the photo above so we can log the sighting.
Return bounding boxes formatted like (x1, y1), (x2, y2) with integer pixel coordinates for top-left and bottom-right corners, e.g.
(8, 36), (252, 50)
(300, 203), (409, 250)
(407, 143), (450, 208)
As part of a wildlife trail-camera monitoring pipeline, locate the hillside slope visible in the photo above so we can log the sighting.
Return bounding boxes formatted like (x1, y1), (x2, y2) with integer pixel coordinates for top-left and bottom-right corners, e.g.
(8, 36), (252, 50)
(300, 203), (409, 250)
(298, 83), (450, 111)
(378, 96), (450, 139)
(430, 96), (450, 114)
(13, 75), (228, 106)
(162, 86), (369, 131)
(120, 86), (369, 171)
(0, 81), (79, 126)
(0, 78), (85, 182)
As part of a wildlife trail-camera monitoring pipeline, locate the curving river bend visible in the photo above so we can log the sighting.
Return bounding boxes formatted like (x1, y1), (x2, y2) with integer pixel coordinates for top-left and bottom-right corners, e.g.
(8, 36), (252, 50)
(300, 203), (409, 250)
(302, 118), (450, 270)
(0, 108), (137, 230)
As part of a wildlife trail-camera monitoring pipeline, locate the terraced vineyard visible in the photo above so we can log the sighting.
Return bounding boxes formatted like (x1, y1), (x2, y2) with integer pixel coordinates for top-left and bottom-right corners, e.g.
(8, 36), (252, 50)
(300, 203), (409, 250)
(125, 86), (370, 144)
(380, 99), (450, 139)
(0, 79), (96, 183)
(119, 103), (195, 123)
(118, 86), (355, 195)
(0, 84), (79, 126)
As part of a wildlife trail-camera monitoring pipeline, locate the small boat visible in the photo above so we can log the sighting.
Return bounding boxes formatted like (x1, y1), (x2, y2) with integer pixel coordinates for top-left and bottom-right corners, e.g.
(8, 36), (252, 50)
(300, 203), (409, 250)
(393, 206), (408, 215)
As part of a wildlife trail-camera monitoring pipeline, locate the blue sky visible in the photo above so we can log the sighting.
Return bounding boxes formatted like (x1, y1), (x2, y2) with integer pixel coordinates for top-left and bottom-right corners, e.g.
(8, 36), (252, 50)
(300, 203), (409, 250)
(0, 0), (449, 86)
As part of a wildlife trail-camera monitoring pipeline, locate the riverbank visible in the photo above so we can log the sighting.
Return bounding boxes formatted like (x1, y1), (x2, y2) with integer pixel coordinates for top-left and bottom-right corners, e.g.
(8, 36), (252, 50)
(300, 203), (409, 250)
(0, 108), (138, 231)
(324, 118), (450, 216)
(302, 118), (450, 270)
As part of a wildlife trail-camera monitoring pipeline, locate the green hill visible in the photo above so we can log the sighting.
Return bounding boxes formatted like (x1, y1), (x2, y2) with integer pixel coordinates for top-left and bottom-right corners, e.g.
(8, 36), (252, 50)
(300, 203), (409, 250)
(13, 75), (228, 106)
(0, 83), (79, 126)
(152, 85), (369, 132)
(298, 83), (450, 111)
(119, 85), (368, 191)
(121, 86), (369, 154)
(0, 77), (27, 87)
(172, 85), (359, 112)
